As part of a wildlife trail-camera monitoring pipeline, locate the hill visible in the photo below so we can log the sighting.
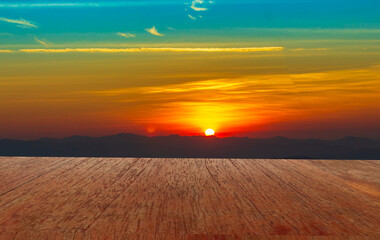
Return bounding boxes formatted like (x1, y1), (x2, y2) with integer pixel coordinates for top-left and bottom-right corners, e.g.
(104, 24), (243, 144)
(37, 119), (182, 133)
(1, 134), (380, 159)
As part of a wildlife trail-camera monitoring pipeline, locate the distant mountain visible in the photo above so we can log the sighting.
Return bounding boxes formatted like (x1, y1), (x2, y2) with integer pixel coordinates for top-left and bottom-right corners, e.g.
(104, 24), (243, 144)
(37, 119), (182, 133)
(1, 134), (380, 159)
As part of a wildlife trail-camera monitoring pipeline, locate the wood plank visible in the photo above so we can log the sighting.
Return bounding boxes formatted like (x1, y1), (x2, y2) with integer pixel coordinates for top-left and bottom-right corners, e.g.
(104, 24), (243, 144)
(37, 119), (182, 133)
(0, 157), (68, 194)
(0, 157), (379, 239)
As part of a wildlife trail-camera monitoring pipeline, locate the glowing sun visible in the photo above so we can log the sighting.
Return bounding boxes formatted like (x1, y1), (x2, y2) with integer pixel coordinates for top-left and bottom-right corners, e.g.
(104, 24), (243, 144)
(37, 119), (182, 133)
(205, 129), (215, 136)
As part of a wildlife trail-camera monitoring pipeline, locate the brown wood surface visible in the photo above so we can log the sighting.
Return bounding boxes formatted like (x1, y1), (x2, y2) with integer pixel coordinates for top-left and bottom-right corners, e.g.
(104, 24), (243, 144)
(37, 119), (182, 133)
(0, 157), (379, 239)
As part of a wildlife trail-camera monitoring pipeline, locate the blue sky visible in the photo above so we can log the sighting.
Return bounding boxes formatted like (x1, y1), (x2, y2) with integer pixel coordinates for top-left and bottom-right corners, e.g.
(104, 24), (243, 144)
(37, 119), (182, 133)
(1, 1), (379, 34)
(0, 0), (379, 49)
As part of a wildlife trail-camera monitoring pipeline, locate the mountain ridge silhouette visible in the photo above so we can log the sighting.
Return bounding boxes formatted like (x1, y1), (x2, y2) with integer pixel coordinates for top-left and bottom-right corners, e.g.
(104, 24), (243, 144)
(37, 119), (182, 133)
(1, 134), (380, 159)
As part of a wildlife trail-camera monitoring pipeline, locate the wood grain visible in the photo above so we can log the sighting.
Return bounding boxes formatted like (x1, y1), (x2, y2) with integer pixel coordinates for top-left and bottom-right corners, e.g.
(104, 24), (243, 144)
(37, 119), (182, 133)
(0, 157), (379, 239)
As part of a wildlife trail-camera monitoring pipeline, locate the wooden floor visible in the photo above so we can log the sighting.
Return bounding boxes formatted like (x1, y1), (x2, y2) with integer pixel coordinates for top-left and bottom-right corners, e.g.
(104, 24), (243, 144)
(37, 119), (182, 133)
(0, 157), (379, 239)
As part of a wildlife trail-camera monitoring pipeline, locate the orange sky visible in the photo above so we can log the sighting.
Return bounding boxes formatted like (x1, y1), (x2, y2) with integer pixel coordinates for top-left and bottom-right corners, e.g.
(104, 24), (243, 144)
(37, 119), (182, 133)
(1, 46), (380, 139)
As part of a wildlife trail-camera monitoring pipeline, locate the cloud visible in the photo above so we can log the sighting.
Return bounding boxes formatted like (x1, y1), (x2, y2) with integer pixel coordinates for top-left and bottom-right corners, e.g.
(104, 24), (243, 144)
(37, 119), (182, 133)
(188, 15), (197, 20)
(0, 50), (14, 53)
(145, 26), (164, 36)
(143, 79), (245, 94)
(17, 47), (284, 53)
(288, 48), (329, 51)
(0, 17), (37, 28)
(190, 0), (208, 11)
(190, 5), (207, 11)
(167, 27), (175, 30)
(117, 32), (136, 38)
(34, 37), (51, 47)
(83, 65), (380, 131)
(186, 0), (213, 20)
(0, 2), (183, 8)
(0, 3), (100, 8)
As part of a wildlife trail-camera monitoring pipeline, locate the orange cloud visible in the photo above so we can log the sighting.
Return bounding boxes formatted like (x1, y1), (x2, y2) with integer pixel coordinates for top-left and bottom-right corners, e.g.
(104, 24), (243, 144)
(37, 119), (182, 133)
(17, 47), (284, 53)
(83, 65), (380, 134)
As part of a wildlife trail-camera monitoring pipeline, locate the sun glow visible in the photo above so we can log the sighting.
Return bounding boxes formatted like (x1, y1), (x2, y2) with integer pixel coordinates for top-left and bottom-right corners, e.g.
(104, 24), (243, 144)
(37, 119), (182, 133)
(205, 129), (215, 136)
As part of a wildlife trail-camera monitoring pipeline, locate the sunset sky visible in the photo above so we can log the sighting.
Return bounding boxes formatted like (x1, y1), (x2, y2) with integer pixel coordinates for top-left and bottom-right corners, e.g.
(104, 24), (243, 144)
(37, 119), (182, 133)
(1, 0), (380, 139)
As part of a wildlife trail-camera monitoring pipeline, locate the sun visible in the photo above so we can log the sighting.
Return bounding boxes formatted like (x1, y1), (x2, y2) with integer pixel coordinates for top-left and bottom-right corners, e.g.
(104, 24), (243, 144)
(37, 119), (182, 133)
(205, 129), (215, 136)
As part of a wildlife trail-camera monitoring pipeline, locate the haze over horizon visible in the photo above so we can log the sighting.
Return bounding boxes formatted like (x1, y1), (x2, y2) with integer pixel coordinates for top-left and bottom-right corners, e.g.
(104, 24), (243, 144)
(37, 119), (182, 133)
(2, 132), (380, 142)
(1, 0), (380, 140)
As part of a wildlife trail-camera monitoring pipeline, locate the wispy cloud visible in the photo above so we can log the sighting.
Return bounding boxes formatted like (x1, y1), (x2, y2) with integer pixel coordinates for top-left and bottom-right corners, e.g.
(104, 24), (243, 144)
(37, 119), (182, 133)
(0, 2), (183, 8)
(167, 27), (175, 30)
(288, 48), (329, 51)
(82, 65), (380, 131)
(190, 0), (208, 11)
(117, 32), (136, 38)
(0, 17), (37, 28)
(34, 37), (51, 47)
(0, 50), (14, 53)
(190, 5), (207, 11)
(0, 3), (100, 8)
(17, 47), (284, 53)
(145, 26), (164, 37)
(186, 0), (213, 20)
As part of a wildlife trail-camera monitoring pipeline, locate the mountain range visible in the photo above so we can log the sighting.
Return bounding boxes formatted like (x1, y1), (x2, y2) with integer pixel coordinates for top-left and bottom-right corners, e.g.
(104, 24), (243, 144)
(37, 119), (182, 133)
(1, 134), (380, 159)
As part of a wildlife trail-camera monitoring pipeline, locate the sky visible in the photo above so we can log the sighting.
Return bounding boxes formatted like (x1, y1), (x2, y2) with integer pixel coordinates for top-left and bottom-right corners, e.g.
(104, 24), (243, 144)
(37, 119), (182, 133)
(0, 0), (380, 139)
